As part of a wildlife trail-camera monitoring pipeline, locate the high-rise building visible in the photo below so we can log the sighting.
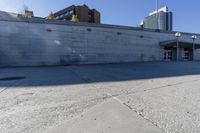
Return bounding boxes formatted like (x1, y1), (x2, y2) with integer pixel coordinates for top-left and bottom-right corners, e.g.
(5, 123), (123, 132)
(53, 4), (101, 24)
(140, 6), (173, 31)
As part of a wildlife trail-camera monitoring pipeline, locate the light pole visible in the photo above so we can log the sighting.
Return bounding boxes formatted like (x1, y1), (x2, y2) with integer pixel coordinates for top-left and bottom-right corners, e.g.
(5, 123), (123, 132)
(156, 0), (159, 29)
(175, 32), (181, 61)
(192, 35), (197, 61)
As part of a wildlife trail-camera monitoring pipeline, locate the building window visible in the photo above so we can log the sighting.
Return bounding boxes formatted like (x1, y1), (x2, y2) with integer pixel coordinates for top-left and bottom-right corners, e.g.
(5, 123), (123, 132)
(65, 12), (69, 16)
(69, 10), (73, 14)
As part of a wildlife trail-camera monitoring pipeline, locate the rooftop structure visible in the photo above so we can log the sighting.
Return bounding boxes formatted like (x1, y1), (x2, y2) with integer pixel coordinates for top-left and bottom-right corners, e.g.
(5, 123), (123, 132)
(53, 4), (101, 23)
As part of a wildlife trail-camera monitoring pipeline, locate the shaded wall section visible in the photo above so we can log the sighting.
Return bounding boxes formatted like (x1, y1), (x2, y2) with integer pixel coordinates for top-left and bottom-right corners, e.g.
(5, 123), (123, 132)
(0, 11), (200, 67)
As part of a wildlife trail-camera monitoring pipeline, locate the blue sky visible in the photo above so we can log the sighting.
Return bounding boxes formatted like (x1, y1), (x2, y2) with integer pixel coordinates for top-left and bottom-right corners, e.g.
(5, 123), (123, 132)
(0, 0), (199, 33)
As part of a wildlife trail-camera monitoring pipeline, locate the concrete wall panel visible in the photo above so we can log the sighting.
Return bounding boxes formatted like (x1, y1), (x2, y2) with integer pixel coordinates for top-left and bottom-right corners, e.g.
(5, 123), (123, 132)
(0, 20), (200, 66)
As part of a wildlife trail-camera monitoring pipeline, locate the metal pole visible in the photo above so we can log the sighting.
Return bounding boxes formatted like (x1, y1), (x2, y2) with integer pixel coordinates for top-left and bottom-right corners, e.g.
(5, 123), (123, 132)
(156, 0), (159, 29)
(193, 38), (195, 61)
(176, 37), (179, 61)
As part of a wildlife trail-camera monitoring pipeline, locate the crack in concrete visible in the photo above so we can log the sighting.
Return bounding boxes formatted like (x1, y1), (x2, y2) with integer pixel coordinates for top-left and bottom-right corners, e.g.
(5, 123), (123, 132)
(122, 102), (167, 133)
(0, 68), (24, 94)
(69, 67), (200, 133)
(71, 67), (200, 97)
(69, 67), (166, 132)
(0, 80), (23, 94)
(118, 78), (200, 98)
(0, 88), (7, 94)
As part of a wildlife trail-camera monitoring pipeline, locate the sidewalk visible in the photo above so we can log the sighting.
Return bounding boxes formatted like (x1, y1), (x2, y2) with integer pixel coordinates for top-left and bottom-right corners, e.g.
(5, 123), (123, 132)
(45, 98), (164, 133)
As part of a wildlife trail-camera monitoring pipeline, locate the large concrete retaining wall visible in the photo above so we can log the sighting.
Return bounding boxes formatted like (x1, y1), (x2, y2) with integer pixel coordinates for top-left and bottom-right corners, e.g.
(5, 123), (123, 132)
(0, 11), (200, 67)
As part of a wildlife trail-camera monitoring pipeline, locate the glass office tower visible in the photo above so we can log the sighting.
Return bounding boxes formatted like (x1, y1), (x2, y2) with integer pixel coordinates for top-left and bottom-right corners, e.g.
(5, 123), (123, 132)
(141, 6), (173, 31)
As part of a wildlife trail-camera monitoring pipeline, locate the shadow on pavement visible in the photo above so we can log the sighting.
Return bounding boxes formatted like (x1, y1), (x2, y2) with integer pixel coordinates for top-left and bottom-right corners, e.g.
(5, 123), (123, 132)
(0, 62), (200, 87)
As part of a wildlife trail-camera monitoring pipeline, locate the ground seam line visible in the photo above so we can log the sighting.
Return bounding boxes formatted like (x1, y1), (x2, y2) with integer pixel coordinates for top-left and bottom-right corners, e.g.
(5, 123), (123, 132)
(104, 90), (167, 133)
(0, 83), (16, 94)
(0, 80), (23, 94)
(69, 67), (167, 132)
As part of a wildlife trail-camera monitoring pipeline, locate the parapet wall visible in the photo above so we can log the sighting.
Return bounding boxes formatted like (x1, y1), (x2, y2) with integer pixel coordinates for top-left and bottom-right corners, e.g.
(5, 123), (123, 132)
(0, 11), (199, 67)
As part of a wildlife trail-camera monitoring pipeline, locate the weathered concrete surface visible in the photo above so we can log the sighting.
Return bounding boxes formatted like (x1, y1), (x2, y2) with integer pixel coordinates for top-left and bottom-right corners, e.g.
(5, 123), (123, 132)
(1, 11), (200, 67)
(1, 62), (200, 133)
(45, 99), (164, 133)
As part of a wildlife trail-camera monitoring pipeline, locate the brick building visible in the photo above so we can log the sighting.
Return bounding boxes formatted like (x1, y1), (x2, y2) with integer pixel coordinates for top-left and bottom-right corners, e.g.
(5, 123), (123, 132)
(53, 4), (101, 23)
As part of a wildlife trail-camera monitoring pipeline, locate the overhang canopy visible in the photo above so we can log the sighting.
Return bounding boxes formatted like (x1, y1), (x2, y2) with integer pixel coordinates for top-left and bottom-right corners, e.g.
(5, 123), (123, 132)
(160, 39), (200, 49)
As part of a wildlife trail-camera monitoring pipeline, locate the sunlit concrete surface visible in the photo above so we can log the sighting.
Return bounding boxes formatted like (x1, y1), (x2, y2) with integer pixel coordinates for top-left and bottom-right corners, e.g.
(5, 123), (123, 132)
(45, 99), (164, 133)
(1, 62), (200, 133)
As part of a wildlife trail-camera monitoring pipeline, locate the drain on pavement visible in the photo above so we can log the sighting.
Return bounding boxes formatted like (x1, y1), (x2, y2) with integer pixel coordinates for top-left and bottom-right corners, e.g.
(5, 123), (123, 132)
(0, 76), (25, 81)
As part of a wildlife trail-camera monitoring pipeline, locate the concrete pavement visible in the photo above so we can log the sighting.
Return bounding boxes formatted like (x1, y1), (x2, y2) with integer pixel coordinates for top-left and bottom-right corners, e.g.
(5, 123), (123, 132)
(45, 98), (164, 133)
(1, 62), (200, 133)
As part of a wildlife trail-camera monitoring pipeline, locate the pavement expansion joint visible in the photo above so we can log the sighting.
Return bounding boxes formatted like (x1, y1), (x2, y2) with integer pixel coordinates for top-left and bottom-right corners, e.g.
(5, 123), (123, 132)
(122, 101), (167, 133)
(44, 97), (165, 133)
(0, 79), (23, 94)
(104, 91), (167, 133)
(117, 78), (200, 98)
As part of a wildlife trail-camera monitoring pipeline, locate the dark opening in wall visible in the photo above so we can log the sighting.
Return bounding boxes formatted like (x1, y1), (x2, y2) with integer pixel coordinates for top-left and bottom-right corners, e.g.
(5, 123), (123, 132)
(117, 32), (121, 35)
(87, 28), (92, 32)
(155, 29), (161, 32)
(46, 28), (52, 32)
(140, 35), (144, 38)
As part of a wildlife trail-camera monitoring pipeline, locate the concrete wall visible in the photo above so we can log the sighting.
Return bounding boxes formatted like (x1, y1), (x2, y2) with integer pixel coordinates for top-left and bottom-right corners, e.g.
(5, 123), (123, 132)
(0, 13), (200, 67)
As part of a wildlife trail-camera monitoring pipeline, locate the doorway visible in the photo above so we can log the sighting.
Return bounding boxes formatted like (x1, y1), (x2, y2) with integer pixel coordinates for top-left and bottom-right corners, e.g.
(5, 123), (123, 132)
(182, 48), (191, 61)
(164, 48), (173, 61)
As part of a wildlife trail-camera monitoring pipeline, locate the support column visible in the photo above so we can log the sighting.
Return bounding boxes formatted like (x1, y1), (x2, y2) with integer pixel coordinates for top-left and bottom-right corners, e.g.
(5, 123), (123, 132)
(193, 39), (195, 61)
(176, 38), (179, 61)
(175, 32), (181, 61)
(192, 35), (197, 61)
